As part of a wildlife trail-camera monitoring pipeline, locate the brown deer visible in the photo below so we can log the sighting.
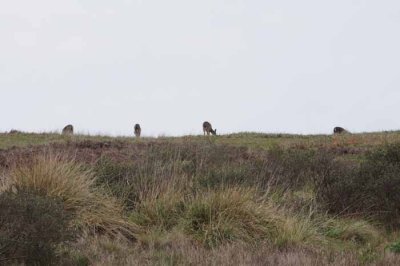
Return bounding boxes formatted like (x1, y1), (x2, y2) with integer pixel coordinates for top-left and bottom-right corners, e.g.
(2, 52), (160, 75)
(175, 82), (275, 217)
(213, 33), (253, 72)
(333, 126), (347, 134)
(203, 121), (217, 136)
(8, 129), (21, 134)
(134, 124), (141, 138)
(62, 124), (74, 135)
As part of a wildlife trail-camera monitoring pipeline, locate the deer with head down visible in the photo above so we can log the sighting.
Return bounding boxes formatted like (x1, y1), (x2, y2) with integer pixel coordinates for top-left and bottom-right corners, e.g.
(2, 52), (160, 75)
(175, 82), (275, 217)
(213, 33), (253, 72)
(203, 121), (217, 136)
(333, 126), (348, 134)
(62, 124), (74, 135)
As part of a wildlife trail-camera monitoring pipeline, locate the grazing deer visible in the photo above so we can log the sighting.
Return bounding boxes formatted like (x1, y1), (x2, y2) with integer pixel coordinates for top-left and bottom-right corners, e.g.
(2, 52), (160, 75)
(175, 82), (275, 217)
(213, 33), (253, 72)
(8, 129), (21, 134)
(333, 126), (347, 134)
(134, 124), (141, 138)
(62, 124), (74, 135)
(203, 121), (217, 136)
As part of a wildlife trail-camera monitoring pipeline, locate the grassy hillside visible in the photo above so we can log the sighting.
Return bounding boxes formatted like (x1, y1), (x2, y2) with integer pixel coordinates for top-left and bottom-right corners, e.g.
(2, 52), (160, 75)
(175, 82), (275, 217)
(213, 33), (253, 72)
(1, 131), (400, 265)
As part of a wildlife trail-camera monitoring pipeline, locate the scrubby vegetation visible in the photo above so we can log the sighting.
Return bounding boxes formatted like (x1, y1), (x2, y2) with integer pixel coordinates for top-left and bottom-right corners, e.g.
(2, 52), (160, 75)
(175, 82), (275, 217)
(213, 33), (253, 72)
(1, 131), (400, 264)
(316, 143), (400, 228)
(0, 190), (74, 265)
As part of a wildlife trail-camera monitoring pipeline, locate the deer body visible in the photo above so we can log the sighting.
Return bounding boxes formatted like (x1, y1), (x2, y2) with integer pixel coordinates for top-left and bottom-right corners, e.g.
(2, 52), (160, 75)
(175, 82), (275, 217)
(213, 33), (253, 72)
(203, 121), (217, 136)
(333, 126), (347, 134)
(62, 124), (74, 135)
(134, 124), (141, 138)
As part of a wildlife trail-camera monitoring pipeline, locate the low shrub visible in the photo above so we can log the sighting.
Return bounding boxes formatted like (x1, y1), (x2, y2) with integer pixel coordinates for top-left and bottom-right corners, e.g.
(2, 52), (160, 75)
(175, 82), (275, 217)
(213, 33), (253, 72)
(357, 144), (400, 227)
(387, 240), (400, 253)
(316, 143), (400, 227)
(0, 189), (74, 265)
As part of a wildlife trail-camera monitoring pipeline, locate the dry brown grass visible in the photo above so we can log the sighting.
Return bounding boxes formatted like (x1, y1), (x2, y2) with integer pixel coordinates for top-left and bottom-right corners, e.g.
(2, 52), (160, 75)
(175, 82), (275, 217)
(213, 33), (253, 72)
(220, 131), (400, 153)
(1, 154), (139, 239)
(70, 234), (400, 266)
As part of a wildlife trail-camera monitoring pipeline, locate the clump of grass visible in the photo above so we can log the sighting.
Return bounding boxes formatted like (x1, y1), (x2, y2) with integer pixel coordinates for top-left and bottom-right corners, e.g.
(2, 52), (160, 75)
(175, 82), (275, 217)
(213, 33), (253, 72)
(130, 186), (325, 249)
(3, 154), (138, 239)
(277, 215), (323, 248)
(387, 240), (400, 253)
(320, 218), (381, 246)
(182, 188), (279, 248)
(130, 190), (185, 230)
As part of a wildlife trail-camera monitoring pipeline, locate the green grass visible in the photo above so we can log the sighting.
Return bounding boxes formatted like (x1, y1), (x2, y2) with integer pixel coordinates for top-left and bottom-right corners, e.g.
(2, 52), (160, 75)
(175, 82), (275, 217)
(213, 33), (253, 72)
(0, 132), (122, 149)
(218, 131), (400, 151)
(3, 130), (400, 151)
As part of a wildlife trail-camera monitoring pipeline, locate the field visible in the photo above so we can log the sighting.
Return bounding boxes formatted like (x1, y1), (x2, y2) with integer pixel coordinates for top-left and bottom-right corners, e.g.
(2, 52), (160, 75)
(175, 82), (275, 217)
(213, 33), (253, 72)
(2, 131), (400, 265)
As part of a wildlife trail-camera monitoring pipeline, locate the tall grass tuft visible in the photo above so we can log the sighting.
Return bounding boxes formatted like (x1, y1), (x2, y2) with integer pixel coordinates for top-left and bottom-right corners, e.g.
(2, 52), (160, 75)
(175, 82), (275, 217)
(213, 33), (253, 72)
(130, 186), (325, 249)
(4, 154), (138, 239)
(130, 190), (186, 231)
(321, 218), (381, 245)
(183, 188), (280, 248)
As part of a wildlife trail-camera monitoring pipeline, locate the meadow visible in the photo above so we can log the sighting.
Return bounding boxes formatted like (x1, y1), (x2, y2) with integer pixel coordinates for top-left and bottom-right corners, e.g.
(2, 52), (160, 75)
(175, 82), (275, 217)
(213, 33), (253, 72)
(1, 131), (400, 265)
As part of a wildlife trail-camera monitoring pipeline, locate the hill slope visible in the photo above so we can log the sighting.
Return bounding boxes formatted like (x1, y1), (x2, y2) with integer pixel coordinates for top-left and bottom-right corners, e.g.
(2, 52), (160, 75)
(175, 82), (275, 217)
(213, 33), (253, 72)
(1, 132), (400, 265)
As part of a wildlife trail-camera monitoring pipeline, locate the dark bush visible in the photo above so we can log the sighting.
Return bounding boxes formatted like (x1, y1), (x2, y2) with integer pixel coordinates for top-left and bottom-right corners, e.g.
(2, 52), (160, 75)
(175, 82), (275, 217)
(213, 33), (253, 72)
(0, 189), (75, 265)
(357, 144), (400, 226)
(316, 143), (400, 227)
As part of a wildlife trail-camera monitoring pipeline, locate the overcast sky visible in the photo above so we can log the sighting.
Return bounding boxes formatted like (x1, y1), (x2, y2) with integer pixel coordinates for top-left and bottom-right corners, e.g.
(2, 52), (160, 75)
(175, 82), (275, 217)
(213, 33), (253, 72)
(1, 1), (400, 136)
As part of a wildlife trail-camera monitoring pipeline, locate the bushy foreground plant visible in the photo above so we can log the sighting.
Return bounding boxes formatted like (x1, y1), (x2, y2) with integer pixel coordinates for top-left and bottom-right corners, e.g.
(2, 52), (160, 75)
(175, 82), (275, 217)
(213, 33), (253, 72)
(316, 143), (400, 227)
(0, 189), (74, 265)
(387, 240), (400, 253)
(5, 155), (138, 239)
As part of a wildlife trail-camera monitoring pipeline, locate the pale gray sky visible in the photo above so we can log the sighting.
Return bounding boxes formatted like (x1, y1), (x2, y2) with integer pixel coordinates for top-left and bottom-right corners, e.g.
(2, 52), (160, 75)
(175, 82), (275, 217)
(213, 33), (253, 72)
(1, 0), (400, 136)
